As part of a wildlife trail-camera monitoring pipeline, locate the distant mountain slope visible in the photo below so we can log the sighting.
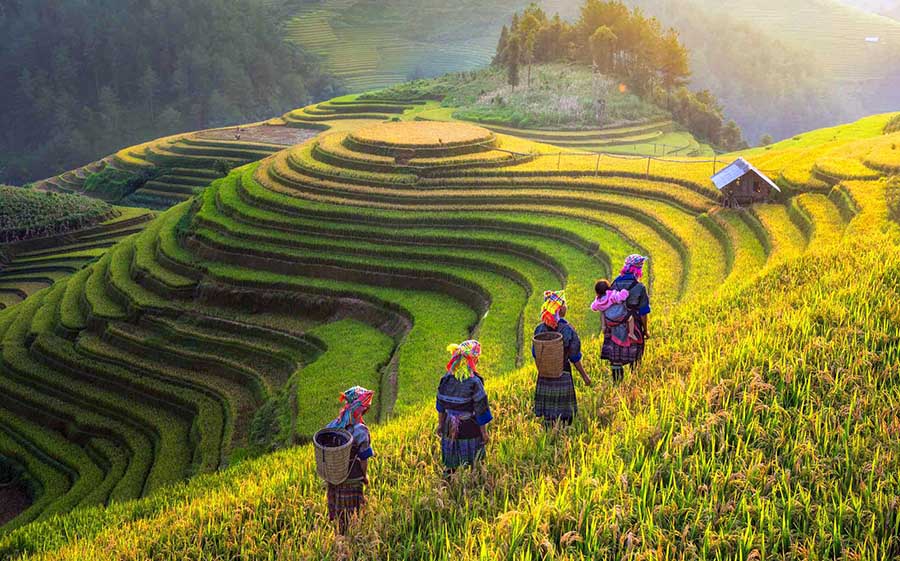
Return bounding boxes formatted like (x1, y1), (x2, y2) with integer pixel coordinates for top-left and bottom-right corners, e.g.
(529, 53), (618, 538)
(281, 0), (530, 92)
(0, 0), (337, 186)
(545, 0), (900, 142)
(838, 0), (900, 19)
(698, 0), (900, 82)
(276, 0), (900, 147)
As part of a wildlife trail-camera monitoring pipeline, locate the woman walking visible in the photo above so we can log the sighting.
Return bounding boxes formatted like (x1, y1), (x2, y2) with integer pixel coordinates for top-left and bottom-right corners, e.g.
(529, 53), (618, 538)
(601, 255), (652, 382)
(436, 340), (493, 474)
(532, 290), (593, 425)
(325, 386), (375, 532)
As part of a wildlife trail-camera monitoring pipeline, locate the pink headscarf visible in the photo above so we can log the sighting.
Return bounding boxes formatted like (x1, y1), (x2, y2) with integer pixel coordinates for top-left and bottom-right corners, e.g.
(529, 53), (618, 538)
(621, 254), (648, 279)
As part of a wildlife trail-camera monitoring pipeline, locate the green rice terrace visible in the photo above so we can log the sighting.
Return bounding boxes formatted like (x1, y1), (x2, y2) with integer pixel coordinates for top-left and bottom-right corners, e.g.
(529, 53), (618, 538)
(0, 189), (154, 311)
(0, 97), (898, 558)
(32, 125), (320, 210)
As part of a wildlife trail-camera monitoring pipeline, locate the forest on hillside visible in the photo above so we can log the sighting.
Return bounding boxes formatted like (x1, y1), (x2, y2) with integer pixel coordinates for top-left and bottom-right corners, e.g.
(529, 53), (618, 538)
(494, 1), (747, 150)
(544, 0), (900, 144)
(0, 0), (339, 185)
(622, 0), (862, 146)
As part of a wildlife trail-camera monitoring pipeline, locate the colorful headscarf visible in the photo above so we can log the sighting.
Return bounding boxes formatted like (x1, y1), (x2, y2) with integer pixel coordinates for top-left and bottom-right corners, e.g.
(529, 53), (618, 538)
(327, 386), (374, 429)
(446, 340), (481, 381)
(541, 290), (567, 329)
(621, 254), (648, 279)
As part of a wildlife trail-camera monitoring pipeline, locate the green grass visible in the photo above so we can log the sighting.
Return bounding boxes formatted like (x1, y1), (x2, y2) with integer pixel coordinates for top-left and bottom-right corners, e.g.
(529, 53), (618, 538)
(4, 227), (899, 558)
(0, 97), (899, 561)
(374, 64), (667, 129)
(291, 320), (394, 434)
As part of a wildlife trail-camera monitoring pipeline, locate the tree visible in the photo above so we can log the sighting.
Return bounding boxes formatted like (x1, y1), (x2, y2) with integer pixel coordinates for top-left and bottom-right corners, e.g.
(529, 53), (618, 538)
(493, 25), (510, 66)
(140, 68), (160, 122)
(579, 0), (629, 47)
(505, 36), (521, 89)
(656, 28), (690, 106)
(720, 120), (747, 151)
(589, 26), (617, 73)
(517, 6), (544, 88)
(534, 15), (568, 63)
(97, 86), (122, 138)
(157, 106), (183, 136)
(759, 134), (774, 146)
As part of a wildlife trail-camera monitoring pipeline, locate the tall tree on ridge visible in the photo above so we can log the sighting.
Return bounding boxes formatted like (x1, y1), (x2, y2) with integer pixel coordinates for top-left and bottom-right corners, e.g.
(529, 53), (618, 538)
(589, 25), (617, 73)
(656, 28), (690, 108)
(493, 25), (510, 66)
(505, 34), (521, 90)
(518, 4), (545, 88)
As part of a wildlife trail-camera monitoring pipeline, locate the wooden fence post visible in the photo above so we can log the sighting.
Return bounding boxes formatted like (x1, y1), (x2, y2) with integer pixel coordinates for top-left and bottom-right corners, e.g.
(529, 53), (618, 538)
(713, 154), (718, 175)
(646, 156), (651, 177)
(594, 154), (601, 176)
(557, 152), (562, 170)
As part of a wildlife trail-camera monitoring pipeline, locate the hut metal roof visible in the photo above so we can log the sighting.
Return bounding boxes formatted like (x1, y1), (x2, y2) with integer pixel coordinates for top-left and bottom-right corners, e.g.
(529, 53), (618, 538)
(711, 157), (781, 192)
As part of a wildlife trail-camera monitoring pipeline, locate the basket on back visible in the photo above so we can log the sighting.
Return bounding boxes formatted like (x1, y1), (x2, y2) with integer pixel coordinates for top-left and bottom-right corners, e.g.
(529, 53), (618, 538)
(533, 331), (564, 378)
(313, 428), (353, 485)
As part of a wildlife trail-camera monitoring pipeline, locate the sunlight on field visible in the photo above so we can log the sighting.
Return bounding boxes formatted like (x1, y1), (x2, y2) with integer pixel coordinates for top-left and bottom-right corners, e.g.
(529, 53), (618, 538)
(0, 99), (898, 558)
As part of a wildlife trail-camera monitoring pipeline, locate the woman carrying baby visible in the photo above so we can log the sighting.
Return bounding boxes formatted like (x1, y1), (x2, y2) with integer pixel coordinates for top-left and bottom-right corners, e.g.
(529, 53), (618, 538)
(593, 254), (652, 383)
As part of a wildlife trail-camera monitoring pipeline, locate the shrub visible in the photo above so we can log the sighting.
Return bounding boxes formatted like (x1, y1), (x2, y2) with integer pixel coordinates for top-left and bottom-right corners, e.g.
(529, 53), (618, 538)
(0, 186), (113, 243)
(83, 167), (161, 200)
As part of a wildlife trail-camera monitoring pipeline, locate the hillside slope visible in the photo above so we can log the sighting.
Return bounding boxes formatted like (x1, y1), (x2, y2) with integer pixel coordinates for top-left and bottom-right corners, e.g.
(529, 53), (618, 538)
(834, 0), (900, 20)
(279, 0), (899, 143)
(0, 0), (336, 186)
(281, 0), (530, 91)
(0, 98), (897, 559)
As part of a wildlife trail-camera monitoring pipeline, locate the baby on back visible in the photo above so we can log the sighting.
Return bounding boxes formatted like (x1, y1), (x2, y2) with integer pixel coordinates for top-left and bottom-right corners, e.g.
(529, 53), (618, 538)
(591, 280), (638, 345)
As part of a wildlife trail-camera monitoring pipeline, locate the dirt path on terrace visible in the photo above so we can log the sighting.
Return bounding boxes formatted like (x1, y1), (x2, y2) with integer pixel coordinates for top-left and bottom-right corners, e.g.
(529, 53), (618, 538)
(0, 484), (31, 526)
(196, 125), (319, 146)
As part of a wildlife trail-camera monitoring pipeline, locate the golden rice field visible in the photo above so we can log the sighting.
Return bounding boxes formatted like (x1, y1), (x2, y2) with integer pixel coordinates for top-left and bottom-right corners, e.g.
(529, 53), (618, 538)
(0, 99), (898, 560)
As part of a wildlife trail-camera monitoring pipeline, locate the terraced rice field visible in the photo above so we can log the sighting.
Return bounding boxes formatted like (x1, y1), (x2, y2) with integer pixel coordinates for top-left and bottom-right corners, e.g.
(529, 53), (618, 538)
(34, 125), (319, 210)
(736, 112), (900, 192)
(470, 120), (714, 157)
(114, 129), (306, 209)
(0, 107), (898, 560)
(0, 208), (154, 311)
(282, 0), (496, 92)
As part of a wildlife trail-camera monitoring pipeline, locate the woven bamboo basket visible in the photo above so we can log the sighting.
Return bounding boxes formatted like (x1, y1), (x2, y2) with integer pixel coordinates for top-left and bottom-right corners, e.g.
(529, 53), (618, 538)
(533, 331), (564, 378)
(313, 428), (353, 485)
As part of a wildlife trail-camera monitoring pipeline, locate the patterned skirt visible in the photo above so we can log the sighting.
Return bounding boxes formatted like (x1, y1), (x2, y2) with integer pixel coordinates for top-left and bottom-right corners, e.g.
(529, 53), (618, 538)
(601, 336), (644, 365)
(534, 371), (577, 424)
(441, 436), (485, 469)
(327, 479), (365, 522)
(601, 322), (645, 365)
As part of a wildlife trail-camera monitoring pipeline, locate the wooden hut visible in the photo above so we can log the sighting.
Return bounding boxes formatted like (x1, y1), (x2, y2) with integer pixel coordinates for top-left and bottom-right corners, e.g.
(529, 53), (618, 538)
(711, 157), (781, 207)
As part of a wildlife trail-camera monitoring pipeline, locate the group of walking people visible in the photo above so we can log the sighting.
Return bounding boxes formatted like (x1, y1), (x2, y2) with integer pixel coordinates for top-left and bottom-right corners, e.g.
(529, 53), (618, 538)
(322, 254), (651, 531)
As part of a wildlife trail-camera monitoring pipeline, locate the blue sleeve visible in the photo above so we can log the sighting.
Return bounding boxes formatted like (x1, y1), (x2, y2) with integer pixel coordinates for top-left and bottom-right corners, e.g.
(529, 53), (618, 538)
(568, 327), (583, 363)
(435, 397), (444, 413)
(355, 426), (374, 459)
(472, 378), (492, 426)
(637, 284), (651, 316)
(476, 409), (493, 426)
